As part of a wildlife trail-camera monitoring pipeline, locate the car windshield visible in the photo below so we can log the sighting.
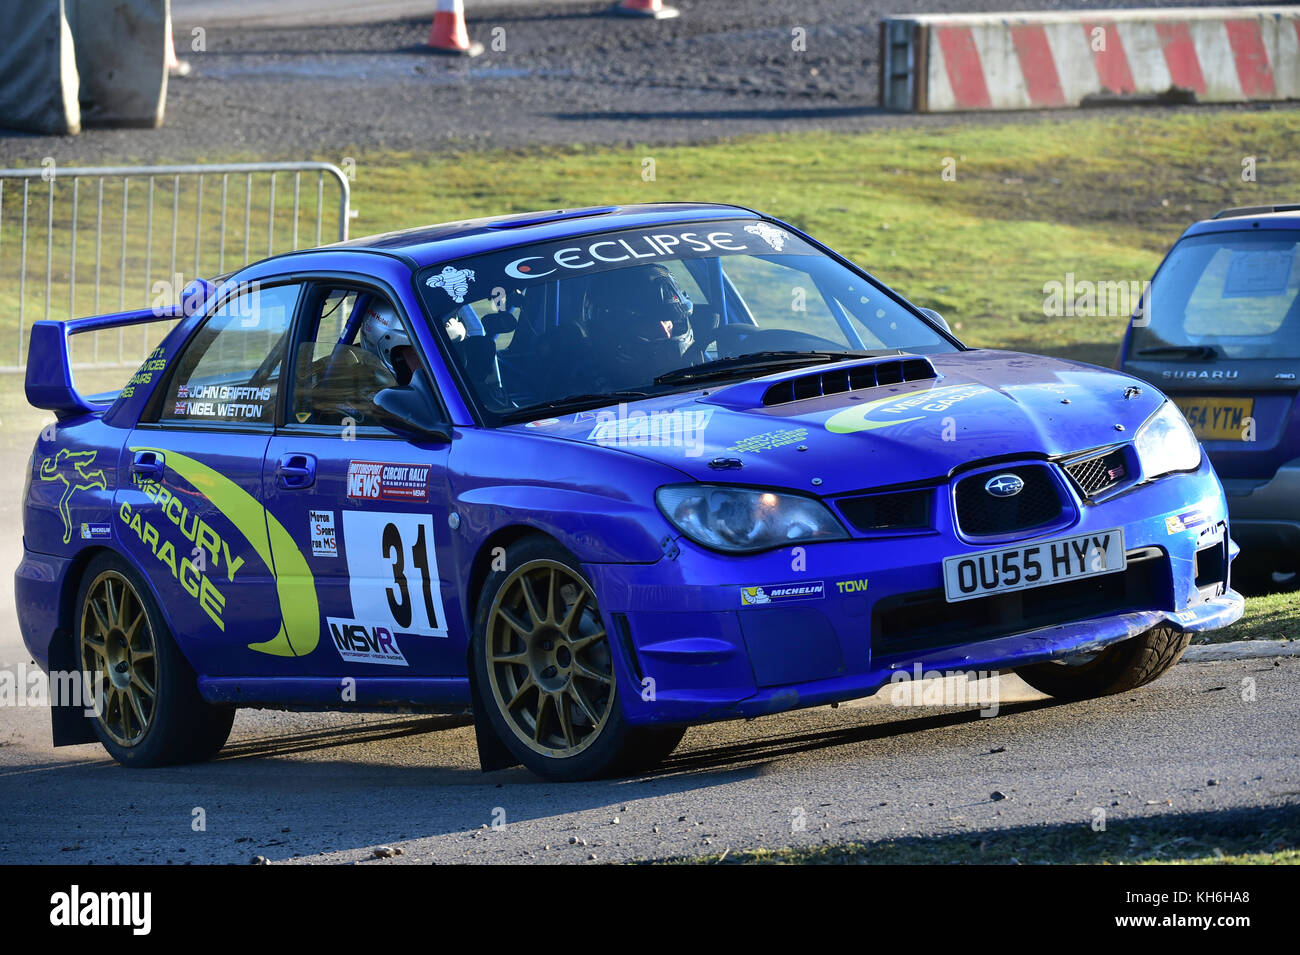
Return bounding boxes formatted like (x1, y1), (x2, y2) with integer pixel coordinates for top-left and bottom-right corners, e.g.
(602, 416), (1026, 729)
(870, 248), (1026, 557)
(414, 218), (956, 423)
(1133, 229), (1300, 360)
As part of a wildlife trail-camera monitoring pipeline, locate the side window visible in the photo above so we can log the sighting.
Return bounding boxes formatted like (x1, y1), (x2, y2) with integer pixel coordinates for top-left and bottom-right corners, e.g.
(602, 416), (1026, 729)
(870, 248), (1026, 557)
(288, 287), (414, 430)
(154, 283), (299, 426)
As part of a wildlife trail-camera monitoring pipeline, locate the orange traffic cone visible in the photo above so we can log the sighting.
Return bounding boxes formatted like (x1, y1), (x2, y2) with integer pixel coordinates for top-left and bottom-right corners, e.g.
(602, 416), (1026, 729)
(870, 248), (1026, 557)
(165, 13), (192, 77)
(426, 0), (484, 56)
(608, 0), (680, 18)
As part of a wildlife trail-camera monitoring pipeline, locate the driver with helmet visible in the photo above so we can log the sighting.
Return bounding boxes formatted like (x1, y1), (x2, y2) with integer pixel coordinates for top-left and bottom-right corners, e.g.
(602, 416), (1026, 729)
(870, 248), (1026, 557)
(360, 300), (468, 386)
(581, 263), (697, 390)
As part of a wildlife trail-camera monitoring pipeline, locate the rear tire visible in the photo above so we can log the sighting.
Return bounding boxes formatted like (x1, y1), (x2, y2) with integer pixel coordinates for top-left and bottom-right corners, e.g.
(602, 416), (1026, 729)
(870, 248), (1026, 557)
(1014, 625), (1192, 701)
(76, 553), (234, 767)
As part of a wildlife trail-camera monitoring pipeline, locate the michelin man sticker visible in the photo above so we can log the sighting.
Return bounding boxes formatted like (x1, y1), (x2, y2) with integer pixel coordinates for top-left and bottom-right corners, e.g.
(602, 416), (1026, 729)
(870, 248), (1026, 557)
(745, 223), (789, 252)
(426, 265), (476, 304)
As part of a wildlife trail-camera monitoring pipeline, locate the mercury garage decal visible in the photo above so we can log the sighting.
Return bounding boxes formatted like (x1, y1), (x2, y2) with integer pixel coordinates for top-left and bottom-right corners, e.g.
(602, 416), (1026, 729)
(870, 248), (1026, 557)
(127, 447), (320, 657)
(740, 580), (826, 606)
(341, 511), (449, 642)
(346, 460), (430, 502)
(825, 384), (991, 434)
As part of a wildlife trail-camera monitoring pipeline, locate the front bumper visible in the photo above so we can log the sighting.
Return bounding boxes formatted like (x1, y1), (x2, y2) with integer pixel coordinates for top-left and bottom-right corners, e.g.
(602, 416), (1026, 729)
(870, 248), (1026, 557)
(1222, 456), (1300, 555)
(591, 457), (1243, 726)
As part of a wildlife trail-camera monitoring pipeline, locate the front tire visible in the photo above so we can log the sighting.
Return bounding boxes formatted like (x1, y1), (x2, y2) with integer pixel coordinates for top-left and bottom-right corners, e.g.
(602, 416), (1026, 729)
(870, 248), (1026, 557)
(471, 536), (679, 781)
(76, 553), (234, 766)
(1014, 624), (1192, 701)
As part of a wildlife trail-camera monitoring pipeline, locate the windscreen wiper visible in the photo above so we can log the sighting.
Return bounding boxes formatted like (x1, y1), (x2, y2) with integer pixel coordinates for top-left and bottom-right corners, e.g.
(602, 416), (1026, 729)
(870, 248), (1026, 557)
(654, 350), (887, 386)
(1134, 345), (1219, 360)
(500, 391), (651, 424)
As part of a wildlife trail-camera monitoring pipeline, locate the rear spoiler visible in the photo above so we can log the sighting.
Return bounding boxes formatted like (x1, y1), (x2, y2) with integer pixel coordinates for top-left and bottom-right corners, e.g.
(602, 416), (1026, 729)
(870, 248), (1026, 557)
(25, 306), (184, 417)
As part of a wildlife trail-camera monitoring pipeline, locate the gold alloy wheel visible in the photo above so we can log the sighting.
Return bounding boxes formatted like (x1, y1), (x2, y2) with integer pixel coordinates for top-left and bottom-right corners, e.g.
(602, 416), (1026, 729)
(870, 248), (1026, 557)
(485, 559), (616, 757)
(79, 570), (158, 747)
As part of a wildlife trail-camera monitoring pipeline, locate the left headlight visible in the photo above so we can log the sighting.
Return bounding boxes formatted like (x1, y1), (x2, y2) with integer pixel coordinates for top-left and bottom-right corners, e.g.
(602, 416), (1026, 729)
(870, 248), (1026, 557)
(1134, 400), (1201, 479)
(656, 484), (850, 554)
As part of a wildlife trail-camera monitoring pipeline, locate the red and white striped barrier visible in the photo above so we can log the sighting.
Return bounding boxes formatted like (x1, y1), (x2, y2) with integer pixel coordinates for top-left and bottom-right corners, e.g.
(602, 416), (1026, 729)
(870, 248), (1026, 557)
(881, 7), (1300, 112)
(426, 0), (483, 56)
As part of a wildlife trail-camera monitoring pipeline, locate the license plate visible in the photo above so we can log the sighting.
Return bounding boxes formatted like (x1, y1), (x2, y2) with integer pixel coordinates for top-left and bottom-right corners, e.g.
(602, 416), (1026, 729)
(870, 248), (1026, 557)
(1172, 396), (1254, 441)
(943, 528), (1126, 602)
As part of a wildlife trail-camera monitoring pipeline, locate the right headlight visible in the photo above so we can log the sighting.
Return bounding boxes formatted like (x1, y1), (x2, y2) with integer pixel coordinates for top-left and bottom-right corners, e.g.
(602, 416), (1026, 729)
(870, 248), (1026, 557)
(1134, 400), (1202, 479)
(656, 484), (849, 553)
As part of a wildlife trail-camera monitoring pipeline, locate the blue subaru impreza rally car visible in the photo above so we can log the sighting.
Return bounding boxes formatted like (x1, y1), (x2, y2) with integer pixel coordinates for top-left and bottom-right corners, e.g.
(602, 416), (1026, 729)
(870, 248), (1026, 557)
(17, 203), (1244, 780)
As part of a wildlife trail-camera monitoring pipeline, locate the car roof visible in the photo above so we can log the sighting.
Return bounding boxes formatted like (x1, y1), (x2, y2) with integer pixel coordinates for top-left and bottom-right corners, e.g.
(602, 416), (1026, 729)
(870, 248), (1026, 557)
(321, 202), (763, 268)
(1184, 204), (1300, 238)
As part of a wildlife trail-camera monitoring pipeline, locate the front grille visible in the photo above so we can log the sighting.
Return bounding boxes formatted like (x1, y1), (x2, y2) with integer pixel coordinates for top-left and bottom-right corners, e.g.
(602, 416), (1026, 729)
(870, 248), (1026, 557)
(838, 489), (931, 533)
(954, 465), (1063, 537)
(1065, 448), (1129, 498)
(872, 550), (1170, 657)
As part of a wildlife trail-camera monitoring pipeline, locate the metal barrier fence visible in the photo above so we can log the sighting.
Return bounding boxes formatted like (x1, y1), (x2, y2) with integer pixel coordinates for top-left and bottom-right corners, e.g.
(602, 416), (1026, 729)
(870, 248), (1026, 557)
(0, 161), (351, 370)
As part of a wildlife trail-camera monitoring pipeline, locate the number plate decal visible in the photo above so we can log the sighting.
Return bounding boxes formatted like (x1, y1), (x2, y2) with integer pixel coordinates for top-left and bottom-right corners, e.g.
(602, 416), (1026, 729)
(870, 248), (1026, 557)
(1171, 397), (1254, 441)
(943, 528), (1126, 603)
(341, 511), (449, 638)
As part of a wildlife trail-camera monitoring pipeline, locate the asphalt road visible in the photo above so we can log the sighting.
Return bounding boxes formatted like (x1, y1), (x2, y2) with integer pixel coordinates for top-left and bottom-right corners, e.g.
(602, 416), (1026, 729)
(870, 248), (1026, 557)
(3, 0), (1284, 165)
(0, 652), (1295, 864)
(0, 377), (1295, 865)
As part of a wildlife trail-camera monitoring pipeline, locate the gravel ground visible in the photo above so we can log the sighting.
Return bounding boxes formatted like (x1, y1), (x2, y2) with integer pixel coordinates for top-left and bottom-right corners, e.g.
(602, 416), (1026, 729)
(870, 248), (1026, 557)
(0, 0), (1282, 165)
(0, 655), (1295, 864)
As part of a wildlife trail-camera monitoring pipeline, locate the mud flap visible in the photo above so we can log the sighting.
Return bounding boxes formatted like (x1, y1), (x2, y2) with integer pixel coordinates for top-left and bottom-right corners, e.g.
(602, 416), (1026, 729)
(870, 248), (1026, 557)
(469, 671), (519, 772)
(47, 629), (98, 747)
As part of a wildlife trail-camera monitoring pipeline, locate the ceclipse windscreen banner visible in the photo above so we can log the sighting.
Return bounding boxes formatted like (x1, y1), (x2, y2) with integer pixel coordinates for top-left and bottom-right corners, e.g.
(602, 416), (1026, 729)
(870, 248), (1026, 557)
(417, 219), (815, 310)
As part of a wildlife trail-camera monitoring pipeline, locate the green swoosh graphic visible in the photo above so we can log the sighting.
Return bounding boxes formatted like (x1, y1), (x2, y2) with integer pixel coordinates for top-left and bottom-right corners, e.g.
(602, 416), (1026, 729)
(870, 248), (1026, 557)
(824, 384), (988, 434)
(131, 447), (319, 657)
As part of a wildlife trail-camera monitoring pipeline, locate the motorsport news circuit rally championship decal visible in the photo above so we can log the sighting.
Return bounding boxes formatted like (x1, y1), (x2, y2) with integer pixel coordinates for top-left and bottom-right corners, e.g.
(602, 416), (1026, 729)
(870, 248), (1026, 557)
(346, 461), (431, 502)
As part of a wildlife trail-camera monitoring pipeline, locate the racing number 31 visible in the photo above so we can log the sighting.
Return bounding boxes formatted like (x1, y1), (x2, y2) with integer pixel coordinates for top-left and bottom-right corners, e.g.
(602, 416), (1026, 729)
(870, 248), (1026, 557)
(342, 511), (449, 639)
(382, 521), (437, 630)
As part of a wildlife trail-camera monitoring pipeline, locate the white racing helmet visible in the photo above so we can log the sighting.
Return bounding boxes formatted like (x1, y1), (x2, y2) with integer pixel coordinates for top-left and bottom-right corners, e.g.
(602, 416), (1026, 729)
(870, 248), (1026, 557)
(360, 301), (411, 375)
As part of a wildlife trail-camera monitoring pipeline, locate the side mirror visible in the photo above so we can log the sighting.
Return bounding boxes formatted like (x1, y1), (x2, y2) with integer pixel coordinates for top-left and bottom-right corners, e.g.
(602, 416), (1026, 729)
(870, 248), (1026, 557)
(918, 307), (953, 335)
(373, 370), (451, 443)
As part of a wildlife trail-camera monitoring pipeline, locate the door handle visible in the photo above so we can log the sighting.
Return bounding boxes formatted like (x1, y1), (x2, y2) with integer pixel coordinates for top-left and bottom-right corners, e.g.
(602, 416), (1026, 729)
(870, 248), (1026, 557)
(276, 452), (316, 489)
(130, 450), (165, 481)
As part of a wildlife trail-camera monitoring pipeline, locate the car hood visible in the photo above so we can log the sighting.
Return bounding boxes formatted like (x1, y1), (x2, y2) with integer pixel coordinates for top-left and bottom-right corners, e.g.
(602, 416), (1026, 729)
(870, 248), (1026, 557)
(501, 350), (1165, 496)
